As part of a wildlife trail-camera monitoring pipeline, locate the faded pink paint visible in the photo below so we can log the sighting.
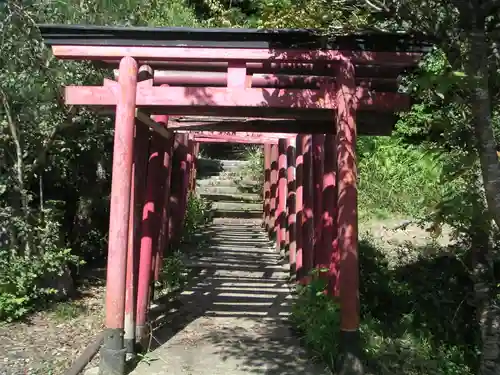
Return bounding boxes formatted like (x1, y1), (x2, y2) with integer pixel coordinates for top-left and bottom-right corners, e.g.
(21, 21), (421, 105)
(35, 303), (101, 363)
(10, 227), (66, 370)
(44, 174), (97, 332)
(135, 71), (337, 87)
(277, 138), (288, 253)
(269, 143), (278, 238)
(286, 139), (296, 270)
(227, 62), (248, 88)
(152, 114), (172, 282)
(301, 134), (314, 281)
(322, 134), (339, 296)
(336, 59), (359, 331)
(64, 85), (410, 112)
(295, 135), (304, 276)
(52, 44), (422, 65)
(105, 56), (138, 330)
(124, 121), (149, 347)
(312, 134), (325, 268)
(136, 132), (165, 335)
(263, 144), (272, 230)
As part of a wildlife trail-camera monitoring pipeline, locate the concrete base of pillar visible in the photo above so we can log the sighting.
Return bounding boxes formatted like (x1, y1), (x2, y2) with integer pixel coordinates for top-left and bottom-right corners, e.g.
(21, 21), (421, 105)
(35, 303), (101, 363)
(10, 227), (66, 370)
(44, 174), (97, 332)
(99, 328), (126, 375)
(336, 330), (364, 375)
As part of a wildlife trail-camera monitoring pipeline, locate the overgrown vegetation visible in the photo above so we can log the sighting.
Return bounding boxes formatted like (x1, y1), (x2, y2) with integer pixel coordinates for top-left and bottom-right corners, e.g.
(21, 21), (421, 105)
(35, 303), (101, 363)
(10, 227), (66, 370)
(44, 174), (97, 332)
(0, 0), (200, 322)
(292, 238), (477, 375)
(157, 194), (212, 294)
(1, 0), (500, 373)
(234, 146), (264, 194)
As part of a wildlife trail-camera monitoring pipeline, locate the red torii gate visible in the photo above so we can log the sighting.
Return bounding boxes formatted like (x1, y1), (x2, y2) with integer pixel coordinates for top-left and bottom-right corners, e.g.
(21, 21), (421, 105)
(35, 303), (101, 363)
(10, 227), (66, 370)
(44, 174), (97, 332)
(39, 24), (431, 375)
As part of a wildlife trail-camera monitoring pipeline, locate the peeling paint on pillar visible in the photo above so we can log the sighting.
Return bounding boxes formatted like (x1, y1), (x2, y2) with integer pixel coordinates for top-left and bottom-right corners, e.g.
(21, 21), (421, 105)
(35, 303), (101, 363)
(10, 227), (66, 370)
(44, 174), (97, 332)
(321, 133), (339, 296)
(269, 143), (278, 240)
(124, 121), (149, 355)
(336, 59), (364, 375)
(101, 56), (138, 375)
(295, 135), (304, 279)
(135, 132), (163, 345)
(153, 115), (173, 283)
(286, 138), (296, 276)
(263, 143), (272, 230)
(312, 134), (325, 269)
(277, 138), (287, 256)
(301, 134), (314, 282)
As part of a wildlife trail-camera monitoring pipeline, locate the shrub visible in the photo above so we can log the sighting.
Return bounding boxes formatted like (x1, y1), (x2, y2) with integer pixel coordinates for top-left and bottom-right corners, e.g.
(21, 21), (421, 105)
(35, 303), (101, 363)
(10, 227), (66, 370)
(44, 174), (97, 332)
(234, 146), (264, 194)
(358, 137), (447, 220)
(0, 213), (81, 321)
(181, 192), (212, 243)
(290, 239), (477, 375)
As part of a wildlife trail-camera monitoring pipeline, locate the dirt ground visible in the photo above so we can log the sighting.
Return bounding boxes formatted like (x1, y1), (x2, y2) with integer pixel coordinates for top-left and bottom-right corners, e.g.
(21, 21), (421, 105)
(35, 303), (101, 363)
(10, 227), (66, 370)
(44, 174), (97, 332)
(0, 281), (105, 375)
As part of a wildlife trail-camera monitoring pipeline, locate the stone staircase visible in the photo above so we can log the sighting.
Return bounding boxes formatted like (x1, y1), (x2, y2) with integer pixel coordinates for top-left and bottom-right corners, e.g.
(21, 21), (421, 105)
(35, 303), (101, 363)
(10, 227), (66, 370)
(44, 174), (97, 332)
(197, 159), (262, 219)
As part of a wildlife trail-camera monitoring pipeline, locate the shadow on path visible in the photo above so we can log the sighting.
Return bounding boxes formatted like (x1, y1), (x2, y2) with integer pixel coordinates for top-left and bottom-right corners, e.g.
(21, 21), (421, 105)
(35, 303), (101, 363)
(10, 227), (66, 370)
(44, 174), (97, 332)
(130, 219), (330, 375)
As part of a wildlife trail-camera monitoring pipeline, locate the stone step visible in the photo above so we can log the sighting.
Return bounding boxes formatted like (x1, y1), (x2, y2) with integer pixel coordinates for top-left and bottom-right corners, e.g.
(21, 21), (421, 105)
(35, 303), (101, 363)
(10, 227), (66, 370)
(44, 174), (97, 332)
(200, 192), (262, 203)
(219, 159), (248, 168)
(197, 178), (237, 187)
(212, 210), (262, 219)
(197, 186), (242, 195)
(212, 201), (262, 212)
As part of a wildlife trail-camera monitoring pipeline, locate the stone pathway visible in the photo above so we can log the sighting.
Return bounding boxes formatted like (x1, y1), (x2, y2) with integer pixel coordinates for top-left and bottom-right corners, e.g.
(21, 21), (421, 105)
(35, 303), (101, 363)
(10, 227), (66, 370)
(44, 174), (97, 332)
(130, 218), (330, 375)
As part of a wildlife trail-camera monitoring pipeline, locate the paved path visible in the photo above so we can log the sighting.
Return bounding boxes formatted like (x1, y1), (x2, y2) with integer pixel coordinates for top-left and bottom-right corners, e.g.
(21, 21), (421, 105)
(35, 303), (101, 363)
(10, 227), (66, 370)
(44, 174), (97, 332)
(130, 219), (330, 375)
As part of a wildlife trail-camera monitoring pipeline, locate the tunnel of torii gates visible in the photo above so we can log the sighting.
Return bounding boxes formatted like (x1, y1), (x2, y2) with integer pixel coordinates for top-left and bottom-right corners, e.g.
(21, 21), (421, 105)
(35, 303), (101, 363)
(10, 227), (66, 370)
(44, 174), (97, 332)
(39, 24), (432, 375)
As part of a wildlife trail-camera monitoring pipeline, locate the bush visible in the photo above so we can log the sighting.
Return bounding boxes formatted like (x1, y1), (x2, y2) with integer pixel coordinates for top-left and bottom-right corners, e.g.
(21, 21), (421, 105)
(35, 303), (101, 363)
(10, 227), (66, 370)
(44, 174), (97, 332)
(0, 212), (81, 321)
(156, 193), (212, 295)
(234, 146), (264, 194)
(290, 270), (341, 365)
(181, 192), (212, 243)
(290, 239), (477, 375)
(158, 250), (187, 293)
(358, 137), (447, 220)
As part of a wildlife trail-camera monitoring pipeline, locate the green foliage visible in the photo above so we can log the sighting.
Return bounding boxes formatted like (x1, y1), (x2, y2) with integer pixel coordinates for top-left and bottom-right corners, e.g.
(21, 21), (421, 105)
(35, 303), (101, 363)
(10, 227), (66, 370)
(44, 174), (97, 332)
(291, 239), (477, 375)
(50, 301), (87, 321)
(182, 193), (212, 243)
(158, 251), (188, 293)
(0, 0), (202, 321)
(234, 146), (264, 194)
(290, 270), (341, 364)
(157, 193), (212, 294)
(358, 137), (448, 220)
(0, 246), (80, 321)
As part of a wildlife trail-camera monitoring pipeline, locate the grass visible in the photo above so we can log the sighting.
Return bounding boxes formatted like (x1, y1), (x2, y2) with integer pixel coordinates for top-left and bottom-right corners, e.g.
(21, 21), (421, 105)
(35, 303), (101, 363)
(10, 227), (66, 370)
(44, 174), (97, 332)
(50, 300), (87, 321)
(289, 138), (479, 375)
(291, 238), (478, 375)
(357, 137), (448, 221)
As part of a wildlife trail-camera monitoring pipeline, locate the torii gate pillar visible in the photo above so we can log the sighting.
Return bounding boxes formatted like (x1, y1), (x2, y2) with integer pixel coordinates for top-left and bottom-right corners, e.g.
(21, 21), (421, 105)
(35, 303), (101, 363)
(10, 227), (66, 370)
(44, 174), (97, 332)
(101, 56), (138, 375)
(336, 60), (363, 374)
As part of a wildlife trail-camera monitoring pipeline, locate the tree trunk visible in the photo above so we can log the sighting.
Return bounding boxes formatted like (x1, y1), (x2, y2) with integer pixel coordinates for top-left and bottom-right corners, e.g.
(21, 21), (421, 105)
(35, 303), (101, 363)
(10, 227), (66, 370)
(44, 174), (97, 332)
(469, 31), (500, 229)
(467, 29), (500, 375)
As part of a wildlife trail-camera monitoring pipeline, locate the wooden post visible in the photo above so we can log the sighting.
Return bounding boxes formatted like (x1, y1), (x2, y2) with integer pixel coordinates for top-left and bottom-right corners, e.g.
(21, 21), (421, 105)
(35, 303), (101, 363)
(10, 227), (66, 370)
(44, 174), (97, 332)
(336, 60), (363, 375)
(191, 142), (199, 193)
(321, 134), (339, 295)
(295, 135), (304, 279)
(286, 138), (296, 277)
(312, 134), (325, 268)
(101, 56), (138, 375)
(276, 138), (287, 256)
(124, 122), (149, 356)
(179, 135), (191, 232)
(263, 143), (272, 230)
(301, 134), (314, 283)
(269, 143), (278, 240)
(168, 134), (187, 248)
(135, 131), (163, 345)
(153, 116), (174, 283)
